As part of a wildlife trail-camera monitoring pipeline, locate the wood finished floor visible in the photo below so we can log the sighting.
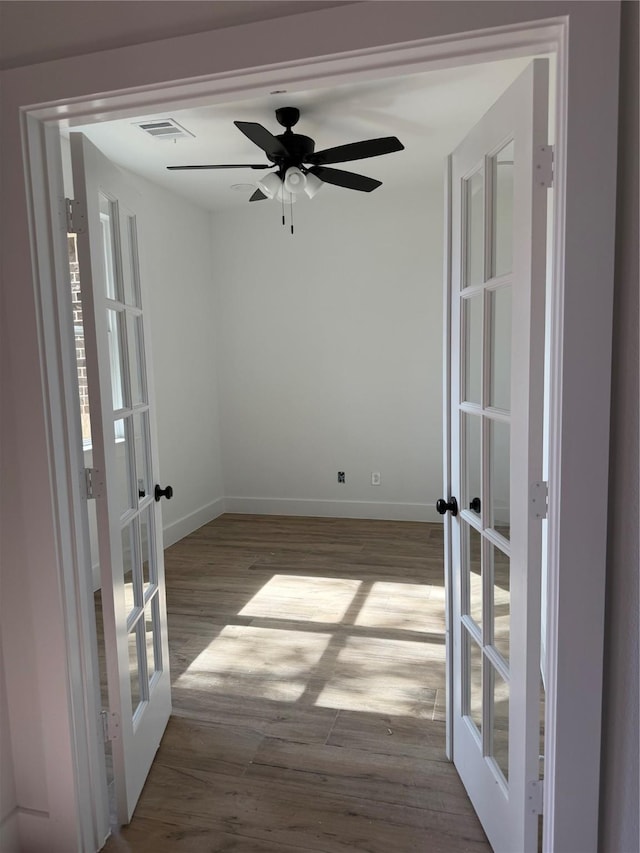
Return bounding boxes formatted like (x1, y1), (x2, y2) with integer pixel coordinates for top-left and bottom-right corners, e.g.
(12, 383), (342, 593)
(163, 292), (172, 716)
(102, 514), (490, 853)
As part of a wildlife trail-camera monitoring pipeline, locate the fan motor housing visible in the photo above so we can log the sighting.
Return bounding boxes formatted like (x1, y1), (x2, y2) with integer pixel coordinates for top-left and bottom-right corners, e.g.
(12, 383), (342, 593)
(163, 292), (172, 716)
(274, 133), (315, 165)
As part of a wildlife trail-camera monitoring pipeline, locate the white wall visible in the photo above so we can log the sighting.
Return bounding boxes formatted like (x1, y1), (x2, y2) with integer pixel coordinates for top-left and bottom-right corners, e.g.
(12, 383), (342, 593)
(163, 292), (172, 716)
(212, 181), (444, 521)
(133, 172), (226, 545)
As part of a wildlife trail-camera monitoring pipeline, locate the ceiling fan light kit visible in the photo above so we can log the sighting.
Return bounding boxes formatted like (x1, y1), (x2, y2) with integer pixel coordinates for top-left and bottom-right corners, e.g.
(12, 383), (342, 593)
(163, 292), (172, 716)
(283, 166), (306, 194)
(257, 171), (282, 199)
(167, 106), (404, 233)
(303, 171), (324, 199)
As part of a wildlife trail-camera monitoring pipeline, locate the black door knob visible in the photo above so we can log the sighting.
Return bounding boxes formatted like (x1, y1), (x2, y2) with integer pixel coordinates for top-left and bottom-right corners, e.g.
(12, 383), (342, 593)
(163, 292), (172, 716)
(436, 497), (458, 517)
(154, 484), (174, 502)
(469, 497), (481, 513)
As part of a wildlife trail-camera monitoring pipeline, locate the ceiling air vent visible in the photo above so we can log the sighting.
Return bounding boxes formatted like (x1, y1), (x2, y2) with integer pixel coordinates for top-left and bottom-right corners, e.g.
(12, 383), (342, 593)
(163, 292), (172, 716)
(134, 119), (194, 141)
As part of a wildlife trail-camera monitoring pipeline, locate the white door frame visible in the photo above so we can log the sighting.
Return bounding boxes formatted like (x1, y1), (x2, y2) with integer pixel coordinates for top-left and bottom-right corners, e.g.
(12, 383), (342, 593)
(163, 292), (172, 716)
(3, 4), (619, 851)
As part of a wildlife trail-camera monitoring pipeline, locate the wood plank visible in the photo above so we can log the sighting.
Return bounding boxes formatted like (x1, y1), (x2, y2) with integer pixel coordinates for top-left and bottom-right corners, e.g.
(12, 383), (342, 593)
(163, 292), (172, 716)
(326, 710), (450, 762)
(153, 716), (262, 777)
(169, 687), (339, 744)
(133, 763), (490, 853)
(246, 737), (474, 813)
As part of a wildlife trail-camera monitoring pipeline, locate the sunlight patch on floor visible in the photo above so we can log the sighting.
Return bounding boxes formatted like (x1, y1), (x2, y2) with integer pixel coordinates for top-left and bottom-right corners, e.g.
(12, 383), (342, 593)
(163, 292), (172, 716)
(354, 581), (439, 632)
(314, 635), (445, 717)
(174, 573), (444, 716)
(175, 625), (332, 701)
(238, 574), (362, 622)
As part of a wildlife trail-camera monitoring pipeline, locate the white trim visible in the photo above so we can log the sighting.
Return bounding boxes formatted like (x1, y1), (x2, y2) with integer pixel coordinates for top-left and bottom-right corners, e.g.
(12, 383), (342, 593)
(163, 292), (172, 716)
(71, 133), (173, 823)
(224, 497), (440, 523)
(542, 10), (619, 850)
(443, 153), (454, 762)
(24, 17), (563, 127)
(162, 498), (226, 548)
(448, 59), (549, 852)
(4, 4), (620, 851)
(22, 116), (110, 851)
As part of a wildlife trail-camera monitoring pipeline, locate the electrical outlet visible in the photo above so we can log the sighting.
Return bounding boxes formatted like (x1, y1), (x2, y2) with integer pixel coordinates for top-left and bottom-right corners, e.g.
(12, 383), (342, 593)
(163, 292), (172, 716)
(337, 471), (345, 483)
(371, 472), (381, 486)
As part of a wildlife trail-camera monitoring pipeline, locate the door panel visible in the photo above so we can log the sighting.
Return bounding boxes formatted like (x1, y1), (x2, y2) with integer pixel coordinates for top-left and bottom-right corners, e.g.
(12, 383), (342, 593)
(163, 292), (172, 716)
(447, 60), (548, 852)
(71, 134), (171, 825)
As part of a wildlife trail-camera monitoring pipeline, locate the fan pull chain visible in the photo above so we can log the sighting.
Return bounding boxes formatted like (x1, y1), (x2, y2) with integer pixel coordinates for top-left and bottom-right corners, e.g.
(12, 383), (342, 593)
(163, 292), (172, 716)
(281, 190), (285, 227)
(290, 198), (294, 235)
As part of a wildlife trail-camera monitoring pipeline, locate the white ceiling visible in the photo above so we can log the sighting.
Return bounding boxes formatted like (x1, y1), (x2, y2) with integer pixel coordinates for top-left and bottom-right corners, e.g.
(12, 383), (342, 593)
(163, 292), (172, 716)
(64, 56), (533, 214)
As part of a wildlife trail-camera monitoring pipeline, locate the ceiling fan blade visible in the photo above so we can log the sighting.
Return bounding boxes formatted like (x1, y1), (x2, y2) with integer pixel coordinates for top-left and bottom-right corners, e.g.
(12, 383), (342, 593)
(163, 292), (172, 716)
(249, 189), (268, 202)
(167, 164), (270, 170)
(234, 121), (289, 159)
(309, 166), (382, 192)
(308, 136), (404, 165)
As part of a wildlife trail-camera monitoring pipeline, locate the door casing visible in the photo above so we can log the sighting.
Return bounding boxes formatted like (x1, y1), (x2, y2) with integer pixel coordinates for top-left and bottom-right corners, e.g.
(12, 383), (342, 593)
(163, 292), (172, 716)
(5, 4), (620, 851)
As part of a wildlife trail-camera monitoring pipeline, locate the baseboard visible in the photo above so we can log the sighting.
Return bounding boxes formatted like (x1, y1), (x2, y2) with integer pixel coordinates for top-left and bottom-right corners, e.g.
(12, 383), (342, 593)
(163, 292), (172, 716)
(162, 497), (226, 548)
(0, 807), (53, 853)
(0, 808), (19, 853)
(224, 496), (441, 523)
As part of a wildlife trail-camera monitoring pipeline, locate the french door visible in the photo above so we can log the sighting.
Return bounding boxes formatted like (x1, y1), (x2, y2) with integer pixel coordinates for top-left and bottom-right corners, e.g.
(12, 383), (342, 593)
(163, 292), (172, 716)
(71, 134), (172, 824)
(445, 60), (549, 852)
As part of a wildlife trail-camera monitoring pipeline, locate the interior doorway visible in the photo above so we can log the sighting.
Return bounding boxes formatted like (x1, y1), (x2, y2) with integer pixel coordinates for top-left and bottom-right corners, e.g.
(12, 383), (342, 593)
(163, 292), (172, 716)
(62, 50), (552, 848)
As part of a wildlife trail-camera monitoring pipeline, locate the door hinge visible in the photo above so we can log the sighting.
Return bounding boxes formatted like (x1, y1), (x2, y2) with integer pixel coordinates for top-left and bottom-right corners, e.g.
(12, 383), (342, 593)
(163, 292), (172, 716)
(527, 778), (544, 815)
(84, 467), (105, 500)
(534, 145), (554, 189)
(100, 710), (121, 743)
(65, 197), (86, 234)
(530, 481), (549, 520)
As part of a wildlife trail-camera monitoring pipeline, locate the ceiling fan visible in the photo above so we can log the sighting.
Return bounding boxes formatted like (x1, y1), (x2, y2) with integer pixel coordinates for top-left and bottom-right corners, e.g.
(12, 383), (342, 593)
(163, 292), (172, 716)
(166, 106), (404, 203)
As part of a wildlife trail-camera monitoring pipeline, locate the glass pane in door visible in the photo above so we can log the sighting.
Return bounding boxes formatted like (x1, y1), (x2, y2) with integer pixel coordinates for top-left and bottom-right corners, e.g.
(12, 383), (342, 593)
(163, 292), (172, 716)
(107, 309), (125, 411)
(99, 195), (118, 300)
(491, 666), (510, 781)
(126, 314), (145, 406)
(463, 293), (483, 404)
(140, 505), (155, 596)
(114, 417), (134, 518)
(465, 631), (483, 736)
(462, 412), (482, 516)
(492, 141), (515, 278)
(464, 168), (485, 288)
(462, 521), (483, 629)
(489, 286), (512, 411)
(491, 543), (510, 664)
(121, 522), (135, 613)
(128, 623), (144, 718)
(133, 410), (150, 503)
(490, 419), (510, 539)
(145, 597), (162, 687)
(120, 211), (141, 308)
